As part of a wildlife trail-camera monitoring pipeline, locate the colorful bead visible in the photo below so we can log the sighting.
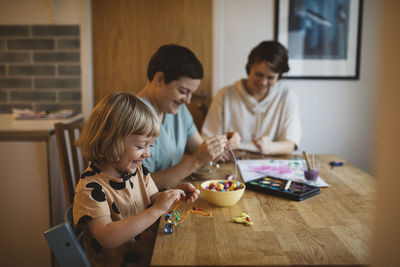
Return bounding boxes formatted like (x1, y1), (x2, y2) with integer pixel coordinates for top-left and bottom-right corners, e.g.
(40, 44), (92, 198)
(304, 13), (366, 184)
(165, 213), (172, 221)
(205, 180), (243, 192)
(225, 175), (234, 180)
(216, 183), (224, 191)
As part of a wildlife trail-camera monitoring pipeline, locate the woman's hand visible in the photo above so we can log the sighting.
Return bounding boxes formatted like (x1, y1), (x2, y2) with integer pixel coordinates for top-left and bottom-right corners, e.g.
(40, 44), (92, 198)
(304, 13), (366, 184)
(216, 150), (231, 163)
(252, 135), (273, 155)
(175, 183), (200, 203)
(153, 189), (186, 214)
(193, 135), (227, 166)
(214, 132), (241, 163)
(252, 136), (296, 155)
(225, 132), (241, 149)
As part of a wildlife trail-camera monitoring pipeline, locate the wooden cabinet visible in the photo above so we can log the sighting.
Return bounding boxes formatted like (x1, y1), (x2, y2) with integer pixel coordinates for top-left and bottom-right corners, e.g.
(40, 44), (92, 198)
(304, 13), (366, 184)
(0, 114), (83, 267)
(92, 0), (212, 129)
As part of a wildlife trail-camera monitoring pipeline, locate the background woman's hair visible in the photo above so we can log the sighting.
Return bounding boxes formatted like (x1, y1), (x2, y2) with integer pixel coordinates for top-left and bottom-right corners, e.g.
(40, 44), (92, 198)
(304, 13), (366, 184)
(245, 40), (290, 78)
(76, 92), (160, 164)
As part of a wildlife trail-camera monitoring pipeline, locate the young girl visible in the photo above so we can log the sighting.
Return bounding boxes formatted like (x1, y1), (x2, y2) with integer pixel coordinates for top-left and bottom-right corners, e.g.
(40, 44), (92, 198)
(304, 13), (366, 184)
(73, 92), (199, 266)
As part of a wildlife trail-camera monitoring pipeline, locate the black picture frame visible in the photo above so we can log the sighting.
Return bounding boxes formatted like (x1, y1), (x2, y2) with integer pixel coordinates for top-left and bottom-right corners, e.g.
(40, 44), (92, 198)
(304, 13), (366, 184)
(275, 0), (363, 80)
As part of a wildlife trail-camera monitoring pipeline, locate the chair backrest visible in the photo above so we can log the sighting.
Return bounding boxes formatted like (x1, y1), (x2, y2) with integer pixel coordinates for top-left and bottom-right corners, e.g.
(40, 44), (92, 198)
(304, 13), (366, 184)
(44, 204), (90, 267)
(55, 122), (88, 206)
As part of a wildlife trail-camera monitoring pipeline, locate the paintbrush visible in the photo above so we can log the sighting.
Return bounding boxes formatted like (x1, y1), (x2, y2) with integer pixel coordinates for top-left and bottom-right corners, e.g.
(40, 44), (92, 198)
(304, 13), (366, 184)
(284, 180), (292, 191)
(302, 151), (312, 171)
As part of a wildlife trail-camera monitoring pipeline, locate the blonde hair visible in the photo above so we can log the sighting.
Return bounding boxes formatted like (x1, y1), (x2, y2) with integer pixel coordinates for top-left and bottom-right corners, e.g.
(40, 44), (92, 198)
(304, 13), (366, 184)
(76, 92), (160, 164)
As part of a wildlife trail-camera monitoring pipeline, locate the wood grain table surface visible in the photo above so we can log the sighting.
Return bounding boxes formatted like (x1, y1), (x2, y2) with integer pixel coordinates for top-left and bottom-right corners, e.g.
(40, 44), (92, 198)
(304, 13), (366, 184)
(150, 154), (375, 267)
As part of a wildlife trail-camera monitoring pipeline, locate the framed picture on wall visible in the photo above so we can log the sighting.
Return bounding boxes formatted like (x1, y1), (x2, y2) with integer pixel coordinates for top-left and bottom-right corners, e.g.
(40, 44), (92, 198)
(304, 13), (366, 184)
(275, 0), (363, 79)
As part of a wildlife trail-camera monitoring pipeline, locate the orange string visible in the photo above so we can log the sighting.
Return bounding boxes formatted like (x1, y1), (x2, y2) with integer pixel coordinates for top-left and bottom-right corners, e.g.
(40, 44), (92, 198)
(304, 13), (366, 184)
(171, 183), (210, 225)
(179, 210), (193, 223)
(191, 210), (212, 216)
(179, 209), (212, 224)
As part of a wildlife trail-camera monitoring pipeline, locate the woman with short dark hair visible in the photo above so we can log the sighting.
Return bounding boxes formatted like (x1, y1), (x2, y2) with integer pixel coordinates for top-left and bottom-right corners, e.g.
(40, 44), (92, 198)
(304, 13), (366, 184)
(137, 44), (241, 190)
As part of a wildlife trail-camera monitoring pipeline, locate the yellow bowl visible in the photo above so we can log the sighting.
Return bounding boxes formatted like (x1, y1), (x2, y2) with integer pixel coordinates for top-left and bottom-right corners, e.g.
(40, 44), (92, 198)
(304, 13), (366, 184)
(200, 179), (245, 207)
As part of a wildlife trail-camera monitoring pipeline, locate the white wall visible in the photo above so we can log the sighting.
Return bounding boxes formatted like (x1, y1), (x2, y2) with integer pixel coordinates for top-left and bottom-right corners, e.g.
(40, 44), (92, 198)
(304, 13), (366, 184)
(2, 0), (379, 172)
(0, 0), (93, 118)
(214, 0), (380, 173)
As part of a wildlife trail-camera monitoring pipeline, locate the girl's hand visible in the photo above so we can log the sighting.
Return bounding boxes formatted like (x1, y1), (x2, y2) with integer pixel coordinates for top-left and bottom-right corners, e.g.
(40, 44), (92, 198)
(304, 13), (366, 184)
(153, 189), (186, 214)
(175, 183), (200, 203)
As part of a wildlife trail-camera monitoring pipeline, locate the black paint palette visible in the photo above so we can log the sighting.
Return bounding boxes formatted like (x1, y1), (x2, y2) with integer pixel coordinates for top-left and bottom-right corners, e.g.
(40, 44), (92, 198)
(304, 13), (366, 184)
(245, 176), (320, 201)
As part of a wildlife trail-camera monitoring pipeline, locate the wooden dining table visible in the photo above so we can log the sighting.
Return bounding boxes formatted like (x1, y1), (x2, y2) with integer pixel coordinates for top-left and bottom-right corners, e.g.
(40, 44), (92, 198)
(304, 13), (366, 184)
(150, 154), (375, 266)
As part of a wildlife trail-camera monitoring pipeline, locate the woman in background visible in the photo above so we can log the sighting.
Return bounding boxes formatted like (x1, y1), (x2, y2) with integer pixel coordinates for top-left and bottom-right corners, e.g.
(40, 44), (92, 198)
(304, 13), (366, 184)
(202, 40), (301, 155)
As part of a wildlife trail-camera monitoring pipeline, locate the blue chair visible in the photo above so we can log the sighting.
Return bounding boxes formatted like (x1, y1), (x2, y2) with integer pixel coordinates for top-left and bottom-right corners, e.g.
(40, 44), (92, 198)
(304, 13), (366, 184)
(44, 205), (90, 267)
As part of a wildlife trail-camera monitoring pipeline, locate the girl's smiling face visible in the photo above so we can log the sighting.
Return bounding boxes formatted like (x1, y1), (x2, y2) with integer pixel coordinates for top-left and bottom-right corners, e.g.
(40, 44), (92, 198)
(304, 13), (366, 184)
(106, 134), (156, 178)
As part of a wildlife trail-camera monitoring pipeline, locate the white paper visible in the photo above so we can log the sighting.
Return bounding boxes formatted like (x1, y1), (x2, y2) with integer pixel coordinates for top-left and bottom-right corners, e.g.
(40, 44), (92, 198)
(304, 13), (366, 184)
(238, 159), (329, 187)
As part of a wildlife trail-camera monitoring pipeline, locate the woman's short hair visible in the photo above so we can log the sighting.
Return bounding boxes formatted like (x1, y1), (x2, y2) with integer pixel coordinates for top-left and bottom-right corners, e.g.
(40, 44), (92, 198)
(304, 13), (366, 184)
(245, 40), (290, 78)
(147, 44), (203, 84)
(76, 92), (160, 164)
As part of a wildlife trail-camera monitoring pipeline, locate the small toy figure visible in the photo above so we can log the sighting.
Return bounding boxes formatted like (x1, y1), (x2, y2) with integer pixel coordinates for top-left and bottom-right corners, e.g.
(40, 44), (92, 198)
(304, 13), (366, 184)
(164, 222), (174, 234)
(164, 213), (174, 234)
(232, 212), (253, 226)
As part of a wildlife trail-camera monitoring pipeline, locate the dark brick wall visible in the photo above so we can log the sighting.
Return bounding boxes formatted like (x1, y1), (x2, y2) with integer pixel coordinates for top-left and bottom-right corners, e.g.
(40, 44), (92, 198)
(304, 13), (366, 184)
(0, 25), (81, 114)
